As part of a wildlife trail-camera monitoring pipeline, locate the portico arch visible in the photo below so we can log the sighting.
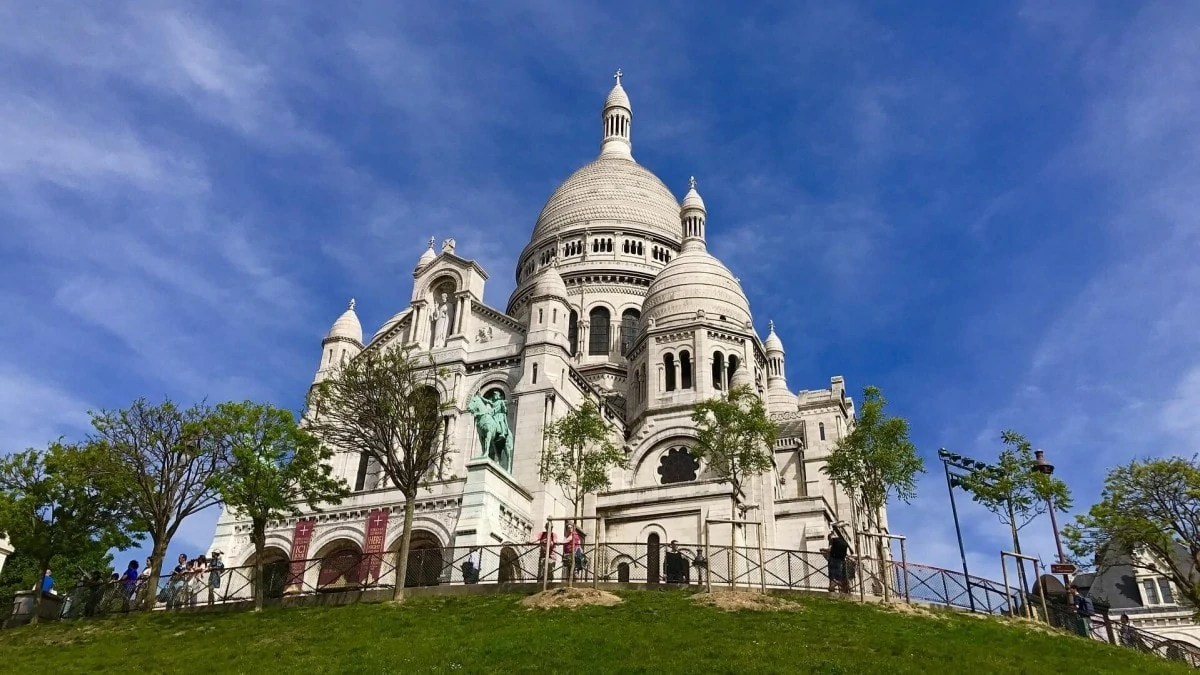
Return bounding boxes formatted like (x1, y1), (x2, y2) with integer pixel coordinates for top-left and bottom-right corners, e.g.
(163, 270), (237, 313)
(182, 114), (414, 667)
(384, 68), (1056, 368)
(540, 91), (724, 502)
(314, 538), (363, 591)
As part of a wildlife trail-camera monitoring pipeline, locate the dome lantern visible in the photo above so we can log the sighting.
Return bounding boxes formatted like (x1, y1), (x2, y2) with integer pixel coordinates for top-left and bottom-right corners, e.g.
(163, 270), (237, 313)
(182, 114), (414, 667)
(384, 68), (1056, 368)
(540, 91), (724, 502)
(681, 176), (707, 252)
(600, 69), (633, 158)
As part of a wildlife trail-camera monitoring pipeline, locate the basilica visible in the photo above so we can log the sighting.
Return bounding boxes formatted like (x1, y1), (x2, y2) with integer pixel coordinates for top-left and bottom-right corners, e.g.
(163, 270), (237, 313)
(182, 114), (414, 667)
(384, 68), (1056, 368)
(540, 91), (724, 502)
(207, 74), (869, 584)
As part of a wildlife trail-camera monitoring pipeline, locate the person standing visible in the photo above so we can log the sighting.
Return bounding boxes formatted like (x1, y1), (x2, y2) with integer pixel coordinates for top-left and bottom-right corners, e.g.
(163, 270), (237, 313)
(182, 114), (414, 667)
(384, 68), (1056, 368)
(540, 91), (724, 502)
(562, 524), (582, 581)
(1071, 585), (1094, 637)
(822, 530), (851, 594)
(120, 560), (139, 612)
(207, 551), (225, 604)
(461, 547), (481, 584)
(39, 568), (56, 595)
(165, 554), (188, 609)
(534, 527), (559, 582)
(664, 541), (687, 584)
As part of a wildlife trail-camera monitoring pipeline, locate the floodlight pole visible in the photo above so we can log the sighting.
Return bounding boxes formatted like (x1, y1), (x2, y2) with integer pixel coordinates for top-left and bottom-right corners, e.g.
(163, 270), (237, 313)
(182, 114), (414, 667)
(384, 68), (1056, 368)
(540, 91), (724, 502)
(938, 449), (976, 612)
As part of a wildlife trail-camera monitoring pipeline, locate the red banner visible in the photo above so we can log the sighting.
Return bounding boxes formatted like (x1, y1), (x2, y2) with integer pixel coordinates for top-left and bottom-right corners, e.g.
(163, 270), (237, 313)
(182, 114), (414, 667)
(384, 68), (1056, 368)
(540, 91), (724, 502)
(364, 509), (390, 581)
(287, 518), (316, 589)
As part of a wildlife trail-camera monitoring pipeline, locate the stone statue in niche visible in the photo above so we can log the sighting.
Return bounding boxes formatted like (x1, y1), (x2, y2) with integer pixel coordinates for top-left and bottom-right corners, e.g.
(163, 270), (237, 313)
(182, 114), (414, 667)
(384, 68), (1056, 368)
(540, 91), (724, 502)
(466, 390), (514, 472)
(431, 293), (450, 348)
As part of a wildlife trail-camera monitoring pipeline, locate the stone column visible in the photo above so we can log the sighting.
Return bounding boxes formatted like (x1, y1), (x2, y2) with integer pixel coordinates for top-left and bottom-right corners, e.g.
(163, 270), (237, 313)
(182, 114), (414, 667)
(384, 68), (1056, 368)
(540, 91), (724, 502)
(411, 300), (428, 347)
(453, 292), (471, 337)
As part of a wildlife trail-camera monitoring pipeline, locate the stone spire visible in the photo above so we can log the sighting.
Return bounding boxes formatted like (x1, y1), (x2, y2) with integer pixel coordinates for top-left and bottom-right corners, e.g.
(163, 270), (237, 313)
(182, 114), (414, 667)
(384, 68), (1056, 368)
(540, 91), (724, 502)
(680, 176), (707, 253)
(600, 69), (633, 158)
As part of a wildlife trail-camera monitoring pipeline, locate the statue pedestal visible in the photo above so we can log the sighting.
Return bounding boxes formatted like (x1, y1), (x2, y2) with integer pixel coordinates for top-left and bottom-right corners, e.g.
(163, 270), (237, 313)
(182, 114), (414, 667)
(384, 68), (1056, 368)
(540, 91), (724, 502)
(454, 458), (534, 550)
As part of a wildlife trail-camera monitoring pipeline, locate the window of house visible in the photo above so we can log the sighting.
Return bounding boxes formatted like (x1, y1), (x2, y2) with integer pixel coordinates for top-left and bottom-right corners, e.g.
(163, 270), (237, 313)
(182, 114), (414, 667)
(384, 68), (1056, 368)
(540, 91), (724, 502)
(532, 363), (538, 384)
(664, 353), (676, 392)
(712, 351), (725, 390)
(1142, 577), (1176, 606)
(726, 354), (739, 386)
(680, 350), (693, 389)
(819, 422), (826, 441)
(588, 307), (611, 355)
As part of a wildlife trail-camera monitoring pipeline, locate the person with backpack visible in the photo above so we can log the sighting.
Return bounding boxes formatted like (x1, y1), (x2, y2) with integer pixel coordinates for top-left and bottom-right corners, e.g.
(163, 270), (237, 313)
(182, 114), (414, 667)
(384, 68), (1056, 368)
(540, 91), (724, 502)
(1071, 584), (1094, 637)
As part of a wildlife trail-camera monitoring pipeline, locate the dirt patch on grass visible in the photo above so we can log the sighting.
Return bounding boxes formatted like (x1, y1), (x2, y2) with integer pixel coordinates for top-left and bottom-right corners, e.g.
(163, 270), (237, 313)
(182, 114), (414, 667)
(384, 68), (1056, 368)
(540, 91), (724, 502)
(690, 590), (799, 612)
(521, 587), (623, 610)
(880, 601), (948, 621)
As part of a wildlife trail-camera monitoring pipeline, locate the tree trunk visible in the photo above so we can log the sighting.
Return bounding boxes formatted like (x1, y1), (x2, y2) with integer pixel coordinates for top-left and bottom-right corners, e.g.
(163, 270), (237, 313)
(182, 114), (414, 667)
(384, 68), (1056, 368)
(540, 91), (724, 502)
(252, 519), (266, 612)
(391, 495), (417, 602)
(143, 538), (168, 611)
(568, 500), (581, 587)
(1008, 503), (1029, 612)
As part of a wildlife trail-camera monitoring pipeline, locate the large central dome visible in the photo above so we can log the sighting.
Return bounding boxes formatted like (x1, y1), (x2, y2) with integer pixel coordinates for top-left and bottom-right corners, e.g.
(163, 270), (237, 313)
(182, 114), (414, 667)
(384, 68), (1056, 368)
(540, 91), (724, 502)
(530, 155), (682, 244)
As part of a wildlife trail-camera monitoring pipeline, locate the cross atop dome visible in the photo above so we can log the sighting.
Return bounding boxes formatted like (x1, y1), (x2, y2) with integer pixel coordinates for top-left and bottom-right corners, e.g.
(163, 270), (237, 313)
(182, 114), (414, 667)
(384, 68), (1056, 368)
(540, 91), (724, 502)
(768, 319), (775, 332)
(689, 175), (696, 190)
(613, 68), (623, 85)
(348, 298), (356, 311)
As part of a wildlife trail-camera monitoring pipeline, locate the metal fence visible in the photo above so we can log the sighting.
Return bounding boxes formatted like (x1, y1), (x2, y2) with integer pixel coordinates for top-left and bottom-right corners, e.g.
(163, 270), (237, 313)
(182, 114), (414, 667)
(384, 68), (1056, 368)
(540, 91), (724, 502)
(6, 541), (1200, 668)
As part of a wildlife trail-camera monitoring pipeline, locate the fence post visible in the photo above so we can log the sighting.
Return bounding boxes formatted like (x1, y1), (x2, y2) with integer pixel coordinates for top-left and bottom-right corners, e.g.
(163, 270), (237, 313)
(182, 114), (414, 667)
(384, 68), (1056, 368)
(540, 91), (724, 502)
(1103, 612), (1116, 645)
(899, 538), (910, 604)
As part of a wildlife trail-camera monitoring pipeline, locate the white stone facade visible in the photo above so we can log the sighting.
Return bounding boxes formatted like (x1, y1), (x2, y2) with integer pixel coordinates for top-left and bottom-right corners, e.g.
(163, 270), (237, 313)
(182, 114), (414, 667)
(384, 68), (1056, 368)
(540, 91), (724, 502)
(207, 75), (873, 578)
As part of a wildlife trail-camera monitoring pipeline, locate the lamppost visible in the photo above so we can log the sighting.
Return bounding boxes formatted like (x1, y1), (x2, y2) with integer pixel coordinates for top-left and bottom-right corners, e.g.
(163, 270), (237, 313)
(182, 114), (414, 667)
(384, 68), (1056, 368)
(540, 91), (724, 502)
(1032, 448), (1069, 587)
(937, 449), (976, 612)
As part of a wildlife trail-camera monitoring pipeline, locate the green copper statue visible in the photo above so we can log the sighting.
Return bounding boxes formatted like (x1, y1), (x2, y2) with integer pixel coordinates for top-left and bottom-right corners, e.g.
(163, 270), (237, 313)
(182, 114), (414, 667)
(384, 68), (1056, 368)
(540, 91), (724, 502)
(467, 390), (513, 472)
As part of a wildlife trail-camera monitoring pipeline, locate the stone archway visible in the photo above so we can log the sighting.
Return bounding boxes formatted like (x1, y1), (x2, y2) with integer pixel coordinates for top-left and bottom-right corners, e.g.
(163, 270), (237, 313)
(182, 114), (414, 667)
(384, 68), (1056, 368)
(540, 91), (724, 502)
(316, 540), (363, 591)
(498, 546), (523, 583)
(246, 546), (291, 599)
(403, 530), (444, 588)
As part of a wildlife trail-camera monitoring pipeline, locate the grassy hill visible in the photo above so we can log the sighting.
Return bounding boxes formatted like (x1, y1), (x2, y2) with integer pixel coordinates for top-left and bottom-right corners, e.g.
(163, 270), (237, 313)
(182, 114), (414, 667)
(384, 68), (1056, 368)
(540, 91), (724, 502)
(0, 590), (1187, 674)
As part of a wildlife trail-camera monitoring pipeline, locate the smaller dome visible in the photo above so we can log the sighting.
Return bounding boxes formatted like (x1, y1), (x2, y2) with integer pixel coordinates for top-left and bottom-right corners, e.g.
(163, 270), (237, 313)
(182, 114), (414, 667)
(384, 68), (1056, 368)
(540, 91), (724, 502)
(327, 299), (363, 344)
(682, 176), (705, 211)
(731, 362), (753, 389)
(529, 263), (568, 300)
(641, 249), (752, 330)
(415, 237), (437, 271)
(764, 320), (784, 354)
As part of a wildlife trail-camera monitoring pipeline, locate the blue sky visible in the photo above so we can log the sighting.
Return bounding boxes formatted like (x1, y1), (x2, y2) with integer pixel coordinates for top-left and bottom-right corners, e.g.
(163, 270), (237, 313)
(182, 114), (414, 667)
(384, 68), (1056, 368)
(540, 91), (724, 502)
(3, 1), (1198, 580)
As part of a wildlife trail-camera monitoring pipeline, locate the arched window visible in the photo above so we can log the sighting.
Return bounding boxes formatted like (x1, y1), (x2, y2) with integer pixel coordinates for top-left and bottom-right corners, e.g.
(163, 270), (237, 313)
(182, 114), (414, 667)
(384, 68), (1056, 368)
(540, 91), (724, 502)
(617, 562), (630, 583)
(620, 309), (639, 355)
(532, 363), (538, 384)
(726, 355), (740, 387)
(568, 310), (579, 356)
(712, 351), (725, 390)
(819, 422), (826, 441)
(663, 353), (676, 392)
(538, 308), (544, 324)
(588, 307), (611, 355)
(680, 350), (693, 389)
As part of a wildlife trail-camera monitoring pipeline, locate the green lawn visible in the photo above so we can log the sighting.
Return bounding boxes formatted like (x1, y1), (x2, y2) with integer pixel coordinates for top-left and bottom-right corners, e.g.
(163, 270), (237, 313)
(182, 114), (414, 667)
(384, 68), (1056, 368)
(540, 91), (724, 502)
(0, 590), (1186, 674)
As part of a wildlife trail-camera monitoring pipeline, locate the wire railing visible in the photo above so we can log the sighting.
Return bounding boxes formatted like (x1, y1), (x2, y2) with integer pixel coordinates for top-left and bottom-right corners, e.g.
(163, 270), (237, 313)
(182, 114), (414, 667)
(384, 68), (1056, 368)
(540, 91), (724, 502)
(6, 542), (1198, 667)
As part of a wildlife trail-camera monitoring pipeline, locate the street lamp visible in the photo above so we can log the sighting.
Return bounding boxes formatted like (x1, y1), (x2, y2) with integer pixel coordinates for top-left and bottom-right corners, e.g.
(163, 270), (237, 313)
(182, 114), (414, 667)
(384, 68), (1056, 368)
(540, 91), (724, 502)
(1032, 448), (1069, 587)
(937, 448), (976, 612)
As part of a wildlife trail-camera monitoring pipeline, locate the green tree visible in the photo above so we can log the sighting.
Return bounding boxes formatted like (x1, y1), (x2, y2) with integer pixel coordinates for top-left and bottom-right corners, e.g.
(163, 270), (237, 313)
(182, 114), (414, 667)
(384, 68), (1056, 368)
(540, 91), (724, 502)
(539, 398), (626, 581)
(823, 386), (923, 565)
(956, 431), (1072, 594)
(306, 343), (450, 601)
(0, 546), (115, 598)
(691, 384), (778, 536)
(0, 442), (138, 621)
(89, 398), (230, 609)
(1065, 456), (1200, 614)
(206, 401), (351, 611)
